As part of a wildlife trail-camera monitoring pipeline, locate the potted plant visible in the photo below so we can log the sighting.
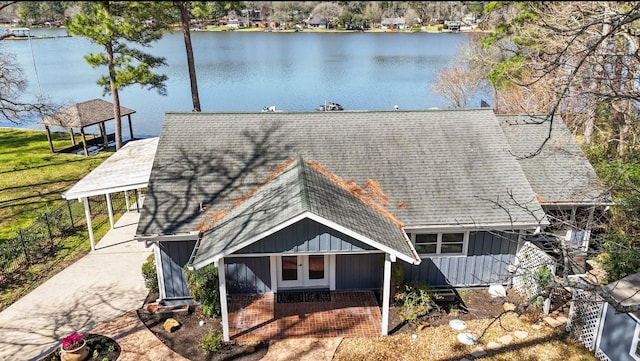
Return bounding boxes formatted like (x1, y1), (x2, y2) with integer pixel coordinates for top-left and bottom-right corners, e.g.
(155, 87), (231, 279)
(59, 332), (89, 361)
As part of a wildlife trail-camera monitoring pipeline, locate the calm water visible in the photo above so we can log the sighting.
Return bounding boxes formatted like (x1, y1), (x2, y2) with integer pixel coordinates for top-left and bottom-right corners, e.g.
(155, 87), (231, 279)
(3, 28), (476, 137)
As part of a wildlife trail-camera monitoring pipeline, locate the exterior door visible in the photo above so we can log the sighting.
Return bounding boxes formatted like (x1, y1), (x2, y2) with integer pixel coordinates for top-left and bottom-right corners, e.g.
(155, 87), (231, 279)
(277, 255), (329, 289)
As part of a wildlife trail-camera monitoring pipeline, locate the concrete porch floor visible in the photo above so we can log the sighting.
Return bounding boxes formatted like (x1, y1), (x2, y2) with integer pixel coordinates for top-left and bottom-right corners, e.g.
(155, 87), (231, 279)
(228, 291), (382, 342)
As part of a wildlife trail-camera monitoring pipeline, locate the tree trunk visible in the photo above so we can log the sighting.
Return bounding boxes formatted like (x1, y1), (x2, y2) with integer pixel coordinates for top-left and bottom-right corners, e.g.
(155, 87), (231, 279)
(177, 1), (201, 112)
(106, 41), (123, 151)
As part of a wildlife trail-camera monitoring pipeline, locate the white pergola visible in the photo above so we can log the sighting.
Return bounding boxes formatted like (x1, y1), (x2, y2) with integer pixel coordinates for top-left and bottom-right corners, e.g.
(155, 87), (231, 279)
(62, 137), (159, 250)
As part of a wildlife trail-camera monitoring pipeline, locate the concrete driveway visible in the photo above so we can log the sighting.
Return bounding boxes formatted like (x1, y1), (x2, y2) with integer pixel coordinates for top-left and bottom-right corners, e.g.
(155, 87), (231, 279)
(0, 211), (152, 361)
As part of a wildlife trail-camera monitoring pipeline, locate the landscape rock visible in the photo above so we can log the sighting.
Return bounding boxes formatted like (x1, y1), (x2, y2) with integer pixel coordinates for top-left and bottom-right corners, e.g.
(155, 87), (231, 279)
(163, 318), (181, 333)
(497, 335), (513, 345)
(514, 330), (529, 339)
(470, 347), (487, 357)
(503, 302), (516, 312)
(543, 316), (564, 328)
(487, 341), (502, 350)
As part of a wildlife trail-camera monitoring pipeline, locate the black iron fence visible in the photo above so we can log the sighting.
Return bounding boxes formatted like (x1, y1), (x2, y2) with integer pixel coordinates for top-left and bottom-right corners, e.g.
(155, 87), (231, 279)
(0, 190), (140, 286)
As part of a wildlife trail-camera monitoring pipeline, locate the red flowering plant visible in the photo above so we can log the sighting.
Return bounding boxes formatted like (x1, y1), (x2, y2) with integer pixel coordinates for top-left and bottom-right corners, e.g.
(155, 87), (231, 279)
(61, 332), (85, 351)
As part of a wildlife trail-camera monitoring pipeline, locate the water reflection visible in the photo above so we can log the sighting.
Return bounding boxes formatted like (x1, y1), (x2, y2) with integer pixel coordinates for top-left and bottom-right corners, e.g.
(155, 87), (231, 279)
(2, 29), (480, 137)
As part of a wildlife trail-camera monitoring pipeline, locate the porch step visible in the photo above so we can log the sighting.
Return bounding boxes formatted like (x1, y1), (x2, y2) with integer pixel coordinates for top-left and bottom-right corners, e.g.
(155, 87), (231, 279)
(433, 288), (457, 302)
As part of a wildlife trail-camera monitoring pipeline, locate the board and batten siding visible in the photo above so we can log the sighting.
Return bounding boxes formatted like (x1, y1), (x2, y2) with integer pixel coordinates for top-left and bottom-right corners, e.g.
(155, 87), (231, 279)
(598, 304), (639, 361)
(404, 231), (519, 287)
(225, 256), (271, 294)
(159, 240), (197, 299)
(336, 253), (385, 290)
(235, 218), (376, 254)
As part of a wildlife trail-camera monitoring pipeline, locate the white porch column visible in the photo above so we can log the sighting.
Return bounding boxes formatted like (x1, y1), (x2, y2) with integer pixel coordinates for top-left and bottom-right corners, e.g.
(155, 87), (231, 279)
(381, 253), (395, 336)
(105, 193), (114, 229)
(124, 190), (130, 212)
(81, 197), (95, 251)
(218, 258), (230, 341)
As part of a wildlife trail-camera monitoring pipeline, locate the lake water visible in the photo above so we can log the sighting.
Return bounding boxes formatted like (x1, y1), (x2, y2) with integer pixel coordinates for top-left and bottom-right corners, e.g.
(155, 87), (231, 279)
(2, 28), (477, 138)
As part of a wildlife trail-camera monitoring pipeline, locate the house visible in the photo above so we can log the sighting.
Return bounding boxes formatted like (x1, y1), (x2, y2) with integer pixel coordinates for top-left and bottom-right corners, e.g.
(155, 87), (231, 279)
(567, 272), (640, 361)
(219, 12), (242, 28)
(135, 109), (608, 341)
(381, 17), (406, 30)
(305, 17), (328, 29)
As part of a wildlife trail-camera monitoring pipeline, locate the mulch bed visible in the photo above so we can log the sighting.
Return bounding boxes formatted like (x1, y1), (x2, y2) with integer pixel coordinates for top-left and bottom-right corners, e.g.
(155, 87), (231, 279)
(137, 293), (268, 361)
(136, 287), (540, 361)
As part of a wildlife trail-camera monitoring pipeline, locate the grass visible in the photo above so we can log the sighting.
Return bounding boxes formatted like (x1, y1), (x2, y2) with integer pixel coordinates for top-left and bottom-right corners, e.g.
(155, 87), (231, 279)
(0, 127), (111, 239)
(334, 312), (597, 361)
(0, 127), (114, 311)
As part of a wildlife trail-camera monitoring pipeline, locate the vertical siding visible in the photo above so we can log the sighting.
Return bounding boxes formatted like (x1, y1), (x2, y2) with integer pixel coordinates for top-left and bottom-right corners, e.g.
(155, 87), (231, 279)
(159, 240), (196, 298)
(404, 231), (518, 287)
(335, 254), (384, 290)
(236, 218), (375, 254)
(225, 257), (271, 294)
(598, 304), (638, 361)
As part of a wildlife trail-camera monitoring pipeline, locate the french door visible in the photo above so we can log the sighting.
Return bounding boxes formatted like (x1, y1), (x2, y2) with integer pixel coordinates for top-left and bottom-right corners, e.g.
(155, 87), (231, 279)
(277, 255), (329, 289)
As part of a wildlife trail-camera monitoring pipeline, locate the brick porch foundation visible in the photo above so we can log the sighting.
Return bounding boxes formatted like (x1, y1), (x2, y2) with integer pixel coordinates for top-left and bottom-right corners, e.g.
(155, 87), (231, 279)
(228, 291), (382, 342)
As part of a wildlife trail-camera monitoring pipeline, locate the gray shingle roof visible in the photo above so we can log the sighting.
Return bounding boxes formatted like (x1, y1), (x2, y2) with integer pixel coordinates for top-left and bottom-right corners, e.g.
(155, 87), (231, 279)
(39, 98), (136, 128)
(497, 114), (611, 205)
(137, 109), (546, 237)
(190, 157), (419, 269)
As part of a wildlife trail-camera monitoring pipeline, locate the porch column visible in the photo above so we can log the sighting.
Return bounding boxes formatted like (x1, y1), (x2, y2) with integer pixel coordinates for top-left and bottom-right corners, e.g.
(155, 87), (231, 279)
(44, 125), (55, 153)
(218, 258), (230, 341)
(128, 114), (134, 141)
(124, 190), (130, 212)
(82, 197), (95, 251)
(381, 253), (395, 336)
(105, 193), (114, 229)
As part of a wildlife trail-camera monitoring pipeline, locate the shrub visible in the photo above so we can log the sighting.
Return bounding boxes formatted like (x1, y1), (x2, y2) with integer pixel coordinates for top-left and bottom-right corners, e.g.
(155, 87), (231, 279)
(199, 329), (223, 353)
(394, 281), (440, 324)
(141, 254), (158, 293)
(185, 263), (220, 317)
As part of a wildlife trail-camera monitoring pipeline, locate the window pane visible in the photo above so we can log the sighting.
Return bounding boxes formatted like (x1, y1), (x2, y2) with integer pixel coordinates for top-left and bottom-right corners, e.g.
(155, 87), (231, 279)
(415, 244), (437, 254)
(441, 243), (463, 254)
(308, 255), (325, 279)
(442, 233), (464, 243)
(281, 256), (298, 281)
(415, 234), (438, 244)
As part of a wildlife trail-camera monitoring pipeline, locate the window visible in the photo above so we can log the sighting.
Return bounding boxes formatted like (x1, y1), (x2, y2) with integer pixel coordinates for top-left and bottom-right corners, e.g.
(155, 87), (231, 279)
(631, 323), (640, 361)
(409, 232), (467, 255)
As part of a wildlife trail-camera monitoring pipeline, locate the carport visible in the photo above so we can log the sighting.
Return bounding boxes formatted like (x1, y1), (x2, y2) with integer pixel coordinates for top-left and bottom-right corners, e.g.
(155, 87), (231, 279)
(62, 137), (159, 250)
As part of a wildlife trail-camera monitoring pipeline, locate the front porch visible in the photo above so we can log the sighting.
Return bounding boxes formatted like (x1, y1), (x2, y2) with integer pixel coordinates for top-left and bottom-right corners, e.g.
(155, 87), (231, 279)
(228, 291), (382, 342)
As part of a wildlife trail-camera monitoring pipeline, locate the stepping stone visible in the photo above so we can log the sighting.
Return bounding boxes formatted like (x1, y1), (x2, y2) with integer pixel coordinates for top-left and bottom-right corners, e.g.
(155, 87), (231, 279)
(543, 317), (565, 328)
(531, 324), (543, 330)
(556, 316), (568, 323)
(470, 347), (487, 357)
(460, 358), (472, 361)
(497, 335), (513, 344)
(503, 302), (516, 311)
(514, 330), (529, 339)
(487, 341), (502, 350)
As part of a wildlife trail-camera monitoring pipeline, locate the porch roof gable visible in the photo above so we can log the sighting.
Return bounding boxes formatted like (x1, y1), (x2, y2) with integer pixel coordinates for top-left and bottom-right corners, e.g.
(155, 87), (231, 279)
(189, 157), (420, 270)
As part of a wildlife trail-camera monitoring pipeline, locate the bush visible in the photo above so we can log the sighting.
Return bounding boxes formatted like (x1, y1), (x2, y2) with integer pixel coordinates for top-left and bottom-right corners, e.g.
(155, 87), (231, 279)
(200, 329), (223, 352)
(185, 263), (220, 317)
(141, 254), (158, 293)
(394, 281), (440, 324)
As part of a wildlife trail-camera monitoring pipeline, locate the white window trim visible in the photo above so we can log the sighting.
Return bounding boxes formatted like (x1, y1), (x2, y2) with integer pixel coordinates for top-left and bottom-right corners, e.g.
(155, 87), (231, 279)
(631, 322), (640, 361)
(409, 231), (469, 256)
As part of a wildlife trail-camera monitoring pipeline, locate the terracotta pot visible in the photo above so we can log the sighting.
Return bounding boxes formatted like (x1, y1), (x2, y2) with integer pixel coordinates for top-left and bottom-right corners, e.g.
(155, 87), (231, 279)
(60, 340), (89, 361)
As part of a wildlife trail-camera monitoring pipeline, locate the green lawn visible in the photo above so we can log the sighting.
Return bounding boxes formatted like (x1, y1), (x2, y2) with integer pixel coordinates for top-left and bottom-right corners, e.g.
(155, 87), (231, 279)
(0, 127), (111, 239)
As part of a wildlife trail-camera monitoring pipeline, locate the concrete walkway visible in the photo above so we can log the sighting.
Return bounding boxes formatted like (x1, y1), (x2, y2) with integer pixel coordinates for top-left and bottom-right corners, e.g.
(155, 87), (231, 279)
(0, 211), (152, 361)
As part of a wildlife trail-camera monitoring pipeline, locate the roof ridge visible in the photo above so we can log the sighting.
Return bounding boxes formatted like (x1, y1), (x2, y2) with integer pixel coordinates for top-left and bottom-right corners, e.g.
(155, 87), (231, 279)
(296, 156), (312, 212)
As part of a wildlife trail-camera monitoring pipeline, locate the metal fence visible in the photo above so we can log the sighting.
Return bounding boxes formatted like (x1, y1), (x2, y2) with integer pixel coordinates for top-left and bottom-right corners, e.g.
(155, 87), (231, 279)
(0, 190), (138, 286)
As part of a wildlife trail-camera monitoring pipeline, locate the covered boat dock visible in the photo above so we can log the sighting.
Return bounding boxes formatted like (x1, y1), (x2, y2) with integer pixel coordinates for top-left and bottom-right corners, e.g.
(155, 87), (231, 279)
(39, 98), (136, 156)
